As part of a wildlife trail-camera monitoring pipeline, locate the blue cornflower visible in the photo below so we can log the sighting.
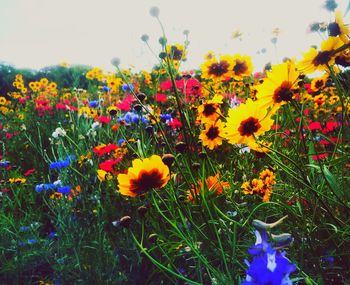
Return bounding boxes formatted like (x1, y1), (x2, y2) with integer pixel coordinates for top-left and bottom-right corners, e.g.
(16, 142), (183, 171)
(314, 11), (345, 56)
(50, 160), (70, 170)
(57, 186), (71, 194)
(160, 114), (172, 122)
(101, 86), (111, 92)
(0, 160), (10, 167)
(35, 183), (56, 192)
(89, 100), (99, 108)
(118, 112), (148, 125)
(49, 155), (75, 170)
(122, 83), (134, 92)
(48, 231), (57, 239)
(117, 139), (125, 146)
(20, 226), (29, 231)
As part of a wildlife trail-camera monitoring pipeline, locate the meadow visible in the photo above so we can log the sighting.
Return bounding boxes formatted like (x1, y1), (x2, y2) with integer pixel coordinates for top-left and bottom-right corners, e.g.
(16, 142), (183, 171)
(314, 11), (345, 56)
(0, 5), (350, 285)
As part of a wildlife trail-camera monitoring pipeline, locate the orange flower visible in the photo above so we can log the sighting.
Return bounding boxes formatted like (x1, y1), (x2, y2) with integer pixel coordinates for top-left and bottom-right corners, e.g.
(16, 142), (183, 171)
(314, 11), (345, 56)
(187, 174), (229, 202)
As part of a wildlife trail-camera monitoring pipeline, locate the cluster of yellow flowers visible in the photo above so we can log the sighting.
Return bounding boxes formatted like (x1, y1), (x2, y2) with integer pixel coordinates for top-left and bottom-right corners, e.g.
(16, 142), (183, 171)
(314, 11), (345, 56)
(86, 67), (105, 81)
(12, 74), (27, 93)
(0, 96), (10, 115)
(28, 78), (57, 93)
(241, 169), (276, 202)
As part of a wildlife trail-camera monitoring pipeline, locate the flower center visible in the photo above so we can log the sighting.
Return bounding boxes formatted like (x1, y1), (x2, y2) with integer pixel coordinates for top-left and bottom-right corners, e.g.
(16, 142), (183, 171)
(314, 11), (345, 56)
(233, 60), (248, 76)
(170, 46), (183, 60)
(273, 81), (294, 103)
(315, 80), (324, 89)
(206, 126), (219, 140)
(208, 61), (230, 77)
(328, 22), (341, 37)
(238, 117), (261, 136)
(312, 50), (333, 66)
(130, 169), (164, 195)
(203, 103), (216, 116)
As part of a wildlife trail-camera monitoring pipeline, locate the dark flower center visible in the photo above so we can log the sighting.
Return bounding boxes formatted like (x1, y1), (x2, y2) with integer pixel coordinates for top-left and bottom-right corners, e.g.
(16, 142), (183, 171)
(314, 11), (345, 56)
(203, 103), (216, 116)
(206, 126), (219, 140)
(273, 81), (294, 103)
(208, 61), (230, 77)
(335, 55), (350, 67)
(315, 80), (325, 89)
(130, 169), (164, 195)
(312, 50), (333, 66)
(328, 22), (341, 37)
(170, 46), (183, 60)
(238, 117), (261, 136)
(109, 109), (117, 116)
(233, 60), (248, 76)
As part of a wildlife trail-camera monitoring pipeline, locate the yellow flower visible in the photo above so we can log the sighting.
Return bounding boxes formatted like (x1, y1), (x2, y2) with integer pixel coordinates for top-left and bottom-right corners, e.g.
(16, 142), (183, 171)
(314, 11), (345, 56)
(256, 60), (300, 111)
(97, 169), (113, 182)
(241, 178), (264, 195)
(199, 120), (224, 150)
(204, 50), (215, 60)
(48, 82), (57, 91)
(40, 78), (49, 86)
(79, 106), (98, 118)
(224, 100), (274, 145)
(8, 178), (26, 184)
(107, 76), (122, 92)
(329, 94), (339, 105)
(310, 74), (328, 92)
(329, 10), (350, 44)
(229, 54), (253, 80)
(247, 140), (272, 153)
(201, 55), (232, 81)
(117, 155), (170, 197)
(335, 47), (350, 67)
(298, 37), (343, 74)
(166, 44), (187, 61)
(196, 95), (224, 124)
(0, 97), (7, 105)
(259, 169), (276, 186)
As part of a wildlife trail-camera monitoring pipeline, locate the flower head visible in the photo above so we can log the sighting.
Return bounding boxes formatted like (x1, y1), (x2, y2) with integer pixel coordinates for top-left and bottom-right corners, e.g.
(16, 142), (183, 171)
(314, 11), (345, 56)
(117, 155), (170, 197)
(224, 100), (274, 145)
(242, 230), (296, 285)
(199, 120), (224, 150)
(298, 37), (343, 74)
(256, 61), (300, 112)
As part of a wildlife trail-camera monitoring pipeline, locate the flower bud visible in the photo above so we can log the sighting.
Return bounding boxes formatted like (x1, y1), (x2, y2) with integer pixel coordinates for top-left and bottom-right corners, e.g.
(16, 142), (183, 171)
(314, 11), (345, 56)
(119, 216), (132, 228)
(149, 6), (160, 18)
(175, 142), (187, 153)
(162, 154), (175, 167)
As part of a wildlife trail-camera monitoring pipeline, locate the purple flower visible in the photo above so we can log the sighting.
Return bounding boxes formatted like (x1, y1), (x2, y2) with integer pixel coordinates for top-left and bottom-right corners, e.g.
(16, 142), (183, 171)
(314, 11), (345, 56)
(242, 230), (296, 285)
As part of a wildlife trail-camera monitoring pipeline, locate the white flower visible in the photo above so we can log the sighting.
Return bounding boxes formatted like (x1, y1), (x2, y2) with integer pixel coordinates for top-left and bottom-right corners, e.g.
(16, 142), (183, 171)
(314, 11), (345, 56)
(91, 122), (99, 129)
(52, 127), (66, 138)
(53, 180), (62, 187)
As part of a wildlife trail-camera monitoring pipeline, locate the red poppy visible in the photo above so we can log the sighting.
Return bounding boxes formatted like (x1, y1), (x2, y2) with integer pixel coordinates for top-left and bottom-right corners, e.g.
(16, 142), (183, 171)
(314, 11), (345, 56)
(93, 144), (118, 157)
(96, 116), (111, 124)
(167, 118), (182, 130)
(116, 94), (134, 111)
(156, 93), (167, 103)
(308, 122), (322, 131)
(99, 158), (122, 172)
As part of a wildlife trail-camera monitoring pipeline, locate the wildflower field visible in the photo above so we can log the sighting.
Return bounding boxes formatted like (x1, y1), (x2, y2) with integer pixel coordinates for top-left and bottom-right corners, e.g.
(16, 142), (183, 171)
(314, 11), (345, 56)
(1, 3), (350, 285)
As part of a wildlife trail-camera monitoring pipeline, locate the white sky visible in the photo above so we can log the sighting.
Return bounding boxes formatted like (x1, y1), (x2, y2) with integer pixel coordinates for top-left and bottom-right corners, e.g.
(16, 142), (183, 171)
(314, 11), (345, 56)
(0, 0), (349, 72)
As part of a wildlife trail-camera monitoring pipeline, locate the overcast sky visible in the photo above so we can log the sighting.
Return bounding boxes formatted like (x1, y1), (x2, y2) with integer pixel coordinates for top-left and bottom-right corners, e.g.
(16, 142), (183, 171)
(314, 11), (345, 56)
(0, 0), (349, 72)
